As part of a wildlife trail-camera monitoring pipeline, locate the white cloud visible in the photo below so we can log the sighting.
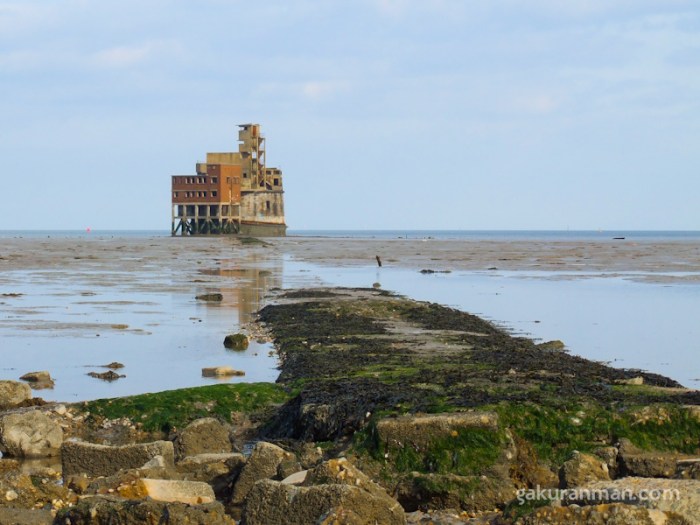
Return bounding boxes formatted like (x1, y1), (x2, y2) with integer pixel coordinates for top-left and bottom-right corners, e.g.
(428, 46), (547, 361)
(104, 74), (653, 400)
(300, 81), (347, 100)
(90, 40), (184, 69)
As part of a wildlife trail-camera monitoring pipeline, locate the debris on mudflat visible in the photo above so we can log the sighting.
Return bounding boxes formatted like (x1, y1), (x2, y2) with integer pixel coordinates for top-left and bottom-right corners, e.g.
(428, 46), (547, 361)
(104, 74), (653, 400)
(101, 362), (125, 369)
(195, 293), (223, 302)
(224, 334), (249, 350)
(87, 371), (125, 381)
(202, 366), (245, 377)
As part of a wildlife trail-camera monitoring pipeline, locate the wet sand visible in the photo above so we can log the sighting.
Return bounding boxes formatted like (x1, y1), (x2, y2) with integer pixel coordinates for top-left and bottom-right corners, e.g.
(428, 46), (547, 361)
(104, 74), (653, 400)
(270, 236), (700, 282)
(2, 234), (699, 277)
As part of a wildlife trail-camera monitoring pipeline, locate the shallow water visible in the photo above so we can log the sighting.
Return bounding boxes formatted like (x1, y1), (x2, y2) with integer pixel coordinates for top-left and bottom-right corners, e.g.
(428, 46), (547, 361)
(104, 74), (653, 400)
(1, 235), (698, 402)
(0, 237), (282, 401)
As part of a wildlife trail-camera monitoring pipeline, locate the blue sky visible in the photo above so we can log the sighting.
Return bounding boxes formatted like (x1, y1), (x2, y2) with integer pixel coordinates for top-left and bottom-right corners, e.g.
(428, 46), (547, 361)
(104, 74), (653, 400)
(2, 0), (699, 230)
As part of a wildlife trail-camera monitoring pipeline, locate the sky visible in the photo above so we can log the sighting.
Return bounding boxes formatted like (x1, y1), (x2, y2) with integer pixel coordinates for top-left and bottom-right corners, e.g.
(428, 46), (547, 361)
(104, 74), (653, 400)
(2, 0), (699, 231)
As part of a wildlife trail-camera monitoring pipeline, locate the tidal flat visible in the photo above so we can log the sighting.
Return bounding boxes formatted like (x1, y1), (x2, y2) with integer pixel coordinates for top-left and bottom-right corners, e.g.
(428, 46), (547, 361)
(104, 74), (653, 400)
(0, 233), (699, 401)
(1, 232), (699, 523)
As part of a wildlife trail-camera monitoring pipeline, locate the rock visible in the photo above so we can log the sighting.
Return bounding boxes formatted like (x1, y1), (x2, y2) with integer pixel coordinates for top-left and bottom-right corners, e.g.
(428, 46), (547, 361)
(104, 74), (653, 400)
(224, 333), (249, 350)
(57, 496), (236, 524)
(196, 293), (223, 302)
(570, 478), (700, 523)
(202, 366), (245, 377)
(519, 503), (691, 524)
(173, 417), (233, 461)
(0, 508), (54, 525)
(594, 446), (619, 477)
(615, 376), (645, 386)
(282, 470), (308, 485)
(230, 441), (295, 504)
(278, 457), (303, 480)
(19, 371), (51, 382)
(375, 411), (499, 451)
(621, 453), (678, 478)
(87, 370), (125, 381)
(0, 410), (63, 457)
(177, 453), (246, 500)
(118, 478), (215, 504)
(0, 470), (73, 515)
(304, 458), (408, 518)
(61, 440), (175, 479)
(0, 380), (32, 408)
(616, 438), (680, 478)
(676, 459), (700, 480)
(18, 371), (54, 389)
(178, 452), (245, 469)
(101, 362), (125, 369)
(298, 442), (325, 469)
(537, 340), (566, 351)
(397, 472), (516, 514)
(242, 478), (406, 525)
(559, 451), (610, 489)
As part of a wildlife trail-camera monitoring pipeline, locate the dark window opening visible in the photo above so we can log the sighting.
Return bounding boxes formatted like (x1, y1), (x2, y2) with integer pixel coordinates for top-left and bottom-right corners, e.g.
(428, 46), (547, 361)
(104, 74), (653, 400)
(273, 178), (279, 186)
(266, 200), (271, 211)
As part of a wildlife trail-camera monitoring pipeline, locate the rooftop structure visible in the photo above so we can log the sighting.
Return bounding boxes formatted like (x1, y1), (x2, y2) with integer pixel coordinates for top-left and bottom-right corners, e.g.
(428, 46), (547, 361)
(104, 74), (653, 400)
(171, 124), (286, 236)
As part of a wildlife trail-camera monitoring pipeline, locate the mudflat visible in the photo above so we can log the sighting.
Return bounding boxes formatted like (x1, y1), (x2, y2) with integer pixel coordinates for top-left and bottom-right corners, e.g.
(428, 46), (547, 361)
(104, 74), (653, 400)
(1, 235), (699, 275)
(270, 236), (700, 281)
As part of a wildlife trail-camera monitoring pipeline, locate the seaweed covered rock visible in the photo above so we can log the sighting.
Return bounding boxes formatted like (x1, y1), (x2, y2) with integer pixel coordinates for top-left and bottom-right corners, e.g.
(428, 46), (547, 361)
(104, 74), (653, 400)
(224, 333), (249, 350)
(196, 293), (223, 302)
(558, 451), (610, 489)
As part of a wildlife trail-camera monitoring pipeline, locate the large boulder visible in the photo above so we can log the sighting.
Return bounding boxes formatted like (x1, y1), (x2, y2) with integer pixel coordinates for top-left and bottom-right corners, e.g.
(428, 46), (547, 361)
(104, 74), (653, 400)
(230, 441), (295, 505)
(0, 381), (32, 408)
(242, 479), (406, 525)
(56, 496), (236, 524)
(0, 410), (63, 457)
(375, 411), (499, 451)
(177, 453), (246, 499)
(173, 417), (233, 461)
(618, 439), (680, 478)
(397, 471), (516, 514)
(520, 503), (691, 524)
(571, 478), (700, 523)
(558, 451), (610, 489)
(117, 478), (215, 505)
(0, 508), (53, 525)
(61, 440), (174, 479)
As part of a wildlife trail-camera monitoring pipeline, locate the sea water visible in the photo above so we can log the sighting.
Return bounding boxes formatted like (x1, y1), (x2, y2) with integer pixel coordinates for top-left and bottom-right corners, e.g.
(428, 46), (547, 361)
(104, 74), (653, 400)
(0, 231), (698, 401)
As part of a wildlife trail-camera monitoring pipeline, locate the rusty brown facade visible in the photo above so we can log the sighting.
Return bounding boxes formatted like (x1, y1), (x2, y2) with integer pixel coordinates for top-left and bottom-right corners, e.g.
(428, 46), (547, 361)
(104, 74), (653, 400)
(171, 124), (286, 236)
